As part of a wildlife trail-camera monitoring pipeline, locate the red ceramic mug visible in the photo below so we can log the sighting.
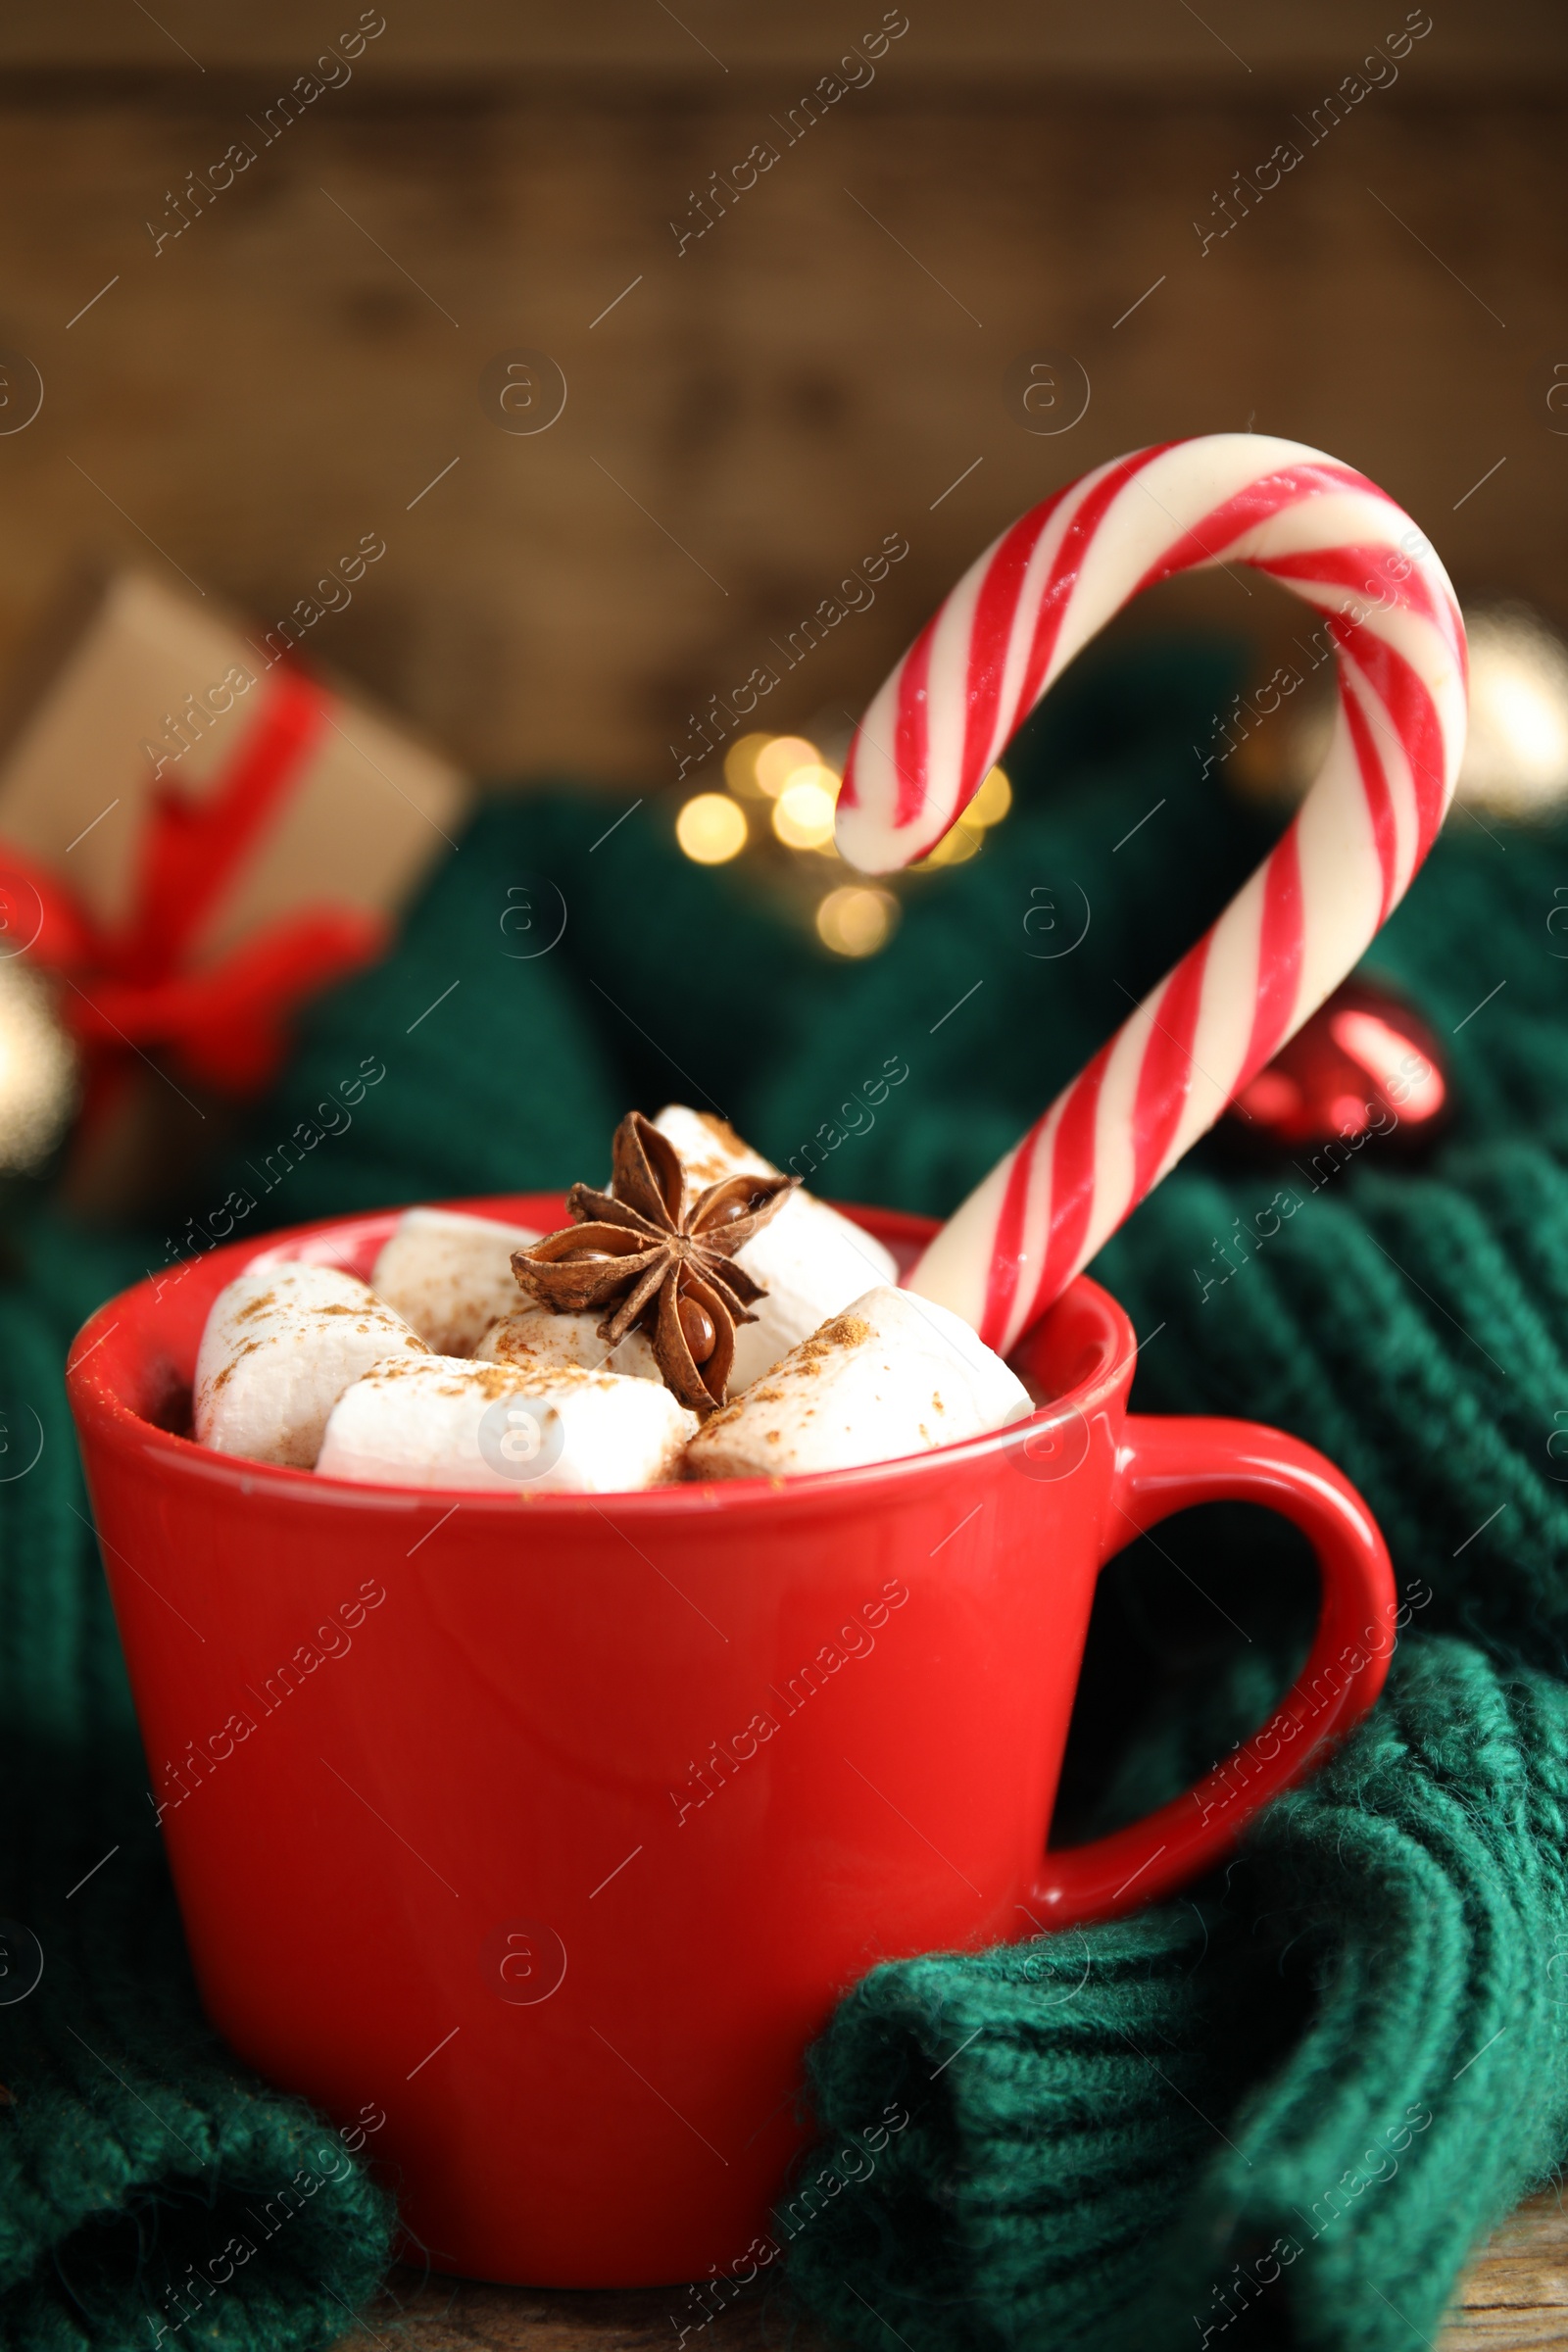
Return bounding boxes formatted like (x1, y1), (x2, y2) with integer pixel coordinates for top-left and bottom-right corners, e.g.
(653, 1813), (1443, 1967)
(67, 1197), (1396, 2288)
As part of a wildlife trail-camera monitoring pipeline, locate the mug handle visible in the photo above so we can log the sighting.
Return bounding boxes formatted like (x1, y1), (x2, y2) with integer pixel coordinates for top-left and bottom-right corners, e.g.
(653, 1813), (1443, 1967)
(1030, 1413), (1397, 1928)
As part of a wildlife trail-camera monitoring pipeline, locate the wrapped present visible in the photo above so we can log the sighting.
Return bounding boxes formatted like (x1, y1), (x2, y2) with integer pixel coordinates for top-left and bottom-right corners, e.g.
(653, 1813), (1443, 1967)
(0, 568), (466, 1212)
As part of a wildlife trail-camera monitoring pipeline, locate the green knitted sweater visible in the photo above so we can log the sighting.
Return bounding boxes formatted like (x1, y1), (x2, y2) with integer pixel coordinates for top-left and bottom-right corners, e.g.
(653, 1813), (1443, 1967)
(2, 643), (1566, 2352)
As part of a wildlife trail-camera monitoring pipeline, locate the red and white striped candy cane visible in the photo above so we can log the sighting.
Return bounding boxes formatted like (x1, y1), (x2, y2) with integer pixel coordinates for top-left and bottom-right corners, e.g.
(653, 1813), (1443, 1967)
(835, 433), (1467, 1355)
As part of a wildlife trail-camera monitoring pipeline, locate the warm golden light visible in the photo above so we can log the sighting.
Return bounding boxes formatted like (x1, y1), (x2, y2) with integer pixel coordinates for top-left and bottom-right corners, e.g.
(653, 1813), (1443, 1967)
(772, 773), (839, 849)
(915, 820), (982, 868)
(790, 761), (842, 801)
(723, 732), (772, 798)
(675, 792), (748, 863)
(755, 735), (820, 798)
(1457, 606), (1568, 816)
(968, 765), (1013, 826)
(816, 886), (899, 957)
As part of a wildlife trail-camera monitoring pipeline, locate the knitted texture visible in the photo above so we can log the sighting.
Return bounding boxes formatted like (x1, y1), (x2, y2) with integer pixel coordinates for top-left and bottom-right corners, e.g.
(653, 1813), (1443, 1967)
(0, 1269), (397, 2352)
(789, 1640), (1568, 2352)
(2, 640), (1566, 2349)
(744, 648), (1568, 2349)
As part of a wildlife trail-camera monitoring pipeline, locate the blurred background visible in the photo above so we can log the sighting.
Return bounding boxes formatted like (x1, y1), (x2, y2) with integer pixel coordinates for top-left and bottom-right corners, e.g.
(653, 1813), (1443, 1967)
(0, 0), (1566, 1208)
(2, 21), (1567, 2345)
(1, 0), (1563, 780)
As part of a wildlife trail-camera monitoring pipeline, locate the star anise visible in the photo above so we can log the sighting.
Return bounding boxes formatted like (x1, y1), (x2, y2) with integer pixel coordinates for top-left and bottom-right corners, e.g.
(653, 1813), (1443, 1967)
(513, 1111), (798, 1411)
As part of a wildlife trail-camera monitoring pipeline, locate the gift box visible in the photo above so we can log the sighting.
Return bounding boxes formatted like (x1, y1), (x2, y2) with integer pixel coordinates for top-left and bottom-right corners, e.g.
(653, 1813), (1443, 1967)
(0, 568), (466, 1214)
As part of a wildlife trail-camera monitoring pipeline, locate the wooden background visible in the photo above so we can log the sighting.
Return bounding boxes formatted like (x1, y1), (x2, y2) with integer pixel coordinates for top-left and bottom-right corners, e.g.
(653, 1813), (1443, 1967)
(320, 2183), (1568, 2349)
(0, 1), (1564, 791)
(8, 14), (1568, 2334)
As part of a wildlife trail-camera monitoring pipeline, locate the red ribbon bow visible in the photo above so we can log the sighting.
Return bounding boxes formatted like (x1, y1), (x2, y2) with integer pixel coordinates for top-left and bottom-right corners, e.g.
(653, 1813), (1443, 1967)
(1, 668), (387, 1099)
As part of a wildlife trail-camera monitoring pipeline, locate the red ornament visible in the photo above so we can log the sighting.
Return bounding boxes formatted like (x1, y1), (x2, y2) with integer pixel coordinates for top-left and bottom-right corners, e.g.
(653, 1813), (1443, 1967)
(1222, 977), (1450, 1156)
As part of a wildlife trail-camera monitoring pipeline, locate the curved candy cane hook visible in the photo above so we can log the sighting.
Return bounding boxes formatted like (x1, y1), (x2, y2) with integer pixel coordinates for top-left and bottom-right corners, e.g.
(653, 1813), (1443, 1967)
(836, 434), (1467, 1353)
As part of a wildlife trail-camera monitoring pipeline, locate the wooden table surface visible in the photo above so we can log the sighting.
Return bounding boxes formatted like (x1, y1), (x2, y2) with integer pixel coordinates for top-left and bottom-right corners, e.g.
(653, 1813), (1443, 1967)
(337, 2189), (1568, 2352)
(1440, 2196), (1568, 2350)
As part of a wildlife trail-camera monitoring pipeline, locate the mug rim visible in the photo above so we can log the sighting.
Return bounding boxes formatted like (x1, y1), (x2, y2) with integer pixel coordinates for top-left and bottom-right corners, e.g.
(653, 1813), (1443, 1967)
(66, 1195), (1139, 1520)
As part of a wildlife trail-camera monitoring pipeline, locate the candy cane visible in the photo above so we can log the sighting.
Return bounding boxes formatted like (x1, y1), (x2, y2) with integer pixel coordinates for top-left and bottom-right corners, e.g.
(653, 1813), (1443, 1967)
(835, 434), (1467, 1355)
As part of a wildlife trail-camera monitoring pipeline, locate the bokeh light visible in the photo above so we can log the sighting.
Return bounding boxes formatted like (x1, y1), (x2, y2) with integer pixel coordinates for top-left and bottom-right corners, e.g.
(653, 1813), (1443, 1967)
(755, 736), (820, 798)
(723, 732), (772, 797)
(816, 886), (900, 957)
(772, 772), (839, 849)
(914, 820), (982, 868)
(967, 765), (1013, 826)
(675, 792), (748, 863)
(1456, 605), (1568, 817)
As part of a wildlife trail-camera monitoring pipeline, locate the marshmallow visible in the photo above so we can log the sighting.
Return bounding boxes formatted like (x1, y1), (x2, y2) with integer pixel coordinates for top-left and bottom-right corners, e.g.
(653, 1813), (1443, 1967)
(652, 1105), (899, 1391)
(317, 1354), (697, 1494)
(476, 1307), (662, 1384)
(368, 1206), (542, 1356)
(684, 1285), (1032, 1482)
(194, 1262), (429, 1469)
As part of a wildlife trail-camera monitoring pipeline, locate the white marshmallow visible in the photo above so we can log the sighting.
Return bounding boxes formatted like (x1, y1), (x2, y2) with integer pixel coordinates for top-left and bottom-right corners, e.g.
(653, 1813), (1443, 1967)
(684, 1284), (1032, 1482)
(194, 1262), (429, 1469)
(368, 1206), (542, 1356)
(317, 1353), (697, 1494)
(652, 1104), (899, 1391)
(476, 1307), (662, 1384)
